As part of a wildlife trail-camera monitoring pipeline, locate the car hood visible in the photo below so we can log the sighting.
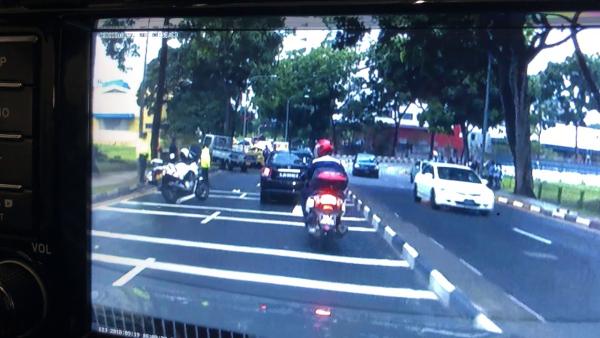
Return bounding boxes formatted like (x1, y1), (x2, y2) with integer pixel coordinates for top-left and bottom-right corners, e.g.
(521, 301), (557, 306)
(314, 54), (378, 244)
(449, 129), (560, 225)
(437, 180), (491, 196)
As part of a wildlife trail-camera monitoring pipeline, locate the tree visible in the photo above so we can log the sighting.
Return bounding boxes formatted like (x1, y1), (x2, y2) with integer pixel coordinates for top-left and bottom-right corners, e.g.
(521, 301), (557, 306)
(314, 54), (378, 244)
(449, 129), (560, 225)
(251, 45), (360, 143)
(529, 73), (560, 159)
(137, 17), (286, 142)
(537, 55), (600, 159)
(369, 15), (502, 162)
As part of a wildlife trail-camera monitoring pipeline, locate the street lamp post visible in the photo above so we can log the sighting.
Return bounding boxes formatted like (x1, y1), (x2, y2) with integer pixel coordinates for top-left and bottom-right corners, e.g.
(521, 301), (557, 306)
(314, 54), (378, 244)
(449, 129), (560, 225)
(244, 74), (278, 139)
(285, 97), (290, 142)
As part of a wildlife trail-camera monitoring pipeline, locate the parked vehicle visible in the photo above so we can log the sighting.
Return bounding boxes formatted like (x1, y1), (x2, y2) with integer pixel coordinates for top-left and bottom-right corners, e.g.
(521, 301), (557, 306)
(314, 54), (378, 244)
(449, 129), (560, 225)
(157, 149), (209, 203)
(202, 134), (254, 172)
(260, 151), (307, 203)
(352, 153), (379, 178)
(413, 162), (494, 215)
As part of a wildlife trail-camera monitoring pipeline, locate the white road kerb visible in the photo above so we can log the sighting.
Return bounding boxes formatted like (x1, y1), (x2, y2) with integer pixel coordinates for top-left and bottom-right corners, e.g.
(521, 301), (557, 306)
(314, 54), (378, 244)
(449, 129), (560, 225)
(429, 269), (456, 307)
(372, 214), (382, 230)
(530, 205), (541, 212)
(497, 197), (509, 204)
(576, 217), (591, 227)
(512, 200), (524, 208)
(363, 205), (371, 219)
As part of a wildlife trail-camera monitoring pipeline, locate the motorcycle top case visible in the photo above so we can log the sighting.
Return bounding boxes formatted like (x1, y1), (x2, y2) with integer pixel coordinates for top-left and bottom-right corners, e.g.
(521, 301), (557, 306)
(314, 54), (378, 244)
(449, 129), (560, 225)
(309, 167), (348, 192)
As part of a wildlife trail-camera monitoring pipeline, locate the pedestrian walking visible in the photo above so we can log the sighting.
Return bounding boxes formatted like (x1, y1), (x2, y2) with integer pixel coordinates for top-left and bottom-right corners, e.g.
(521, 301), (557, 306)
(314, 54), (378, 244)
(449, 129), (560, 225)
(136, 132), (150, 184)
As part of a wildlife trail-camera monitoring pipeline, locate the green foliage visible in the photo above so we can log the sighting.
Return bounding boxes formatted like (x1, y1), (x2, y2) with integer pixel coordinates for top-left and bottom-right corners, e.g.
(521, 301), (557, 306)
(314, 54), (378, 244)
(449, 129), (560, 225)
(100, 19), (141, 72)
(251, 45), (360, 141)
(369, 15), (503, 134)
(136, 17), (286, 139)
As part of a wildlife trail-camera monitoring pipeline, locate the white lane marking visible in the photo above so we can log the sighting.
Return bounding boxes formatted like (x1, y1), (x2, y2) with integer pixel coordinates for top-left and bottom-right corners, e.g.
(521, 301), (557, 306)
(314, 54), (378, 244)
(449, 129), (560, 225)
(92, 230), (409, 267)
(176, 194), (196, 204)
(512, 200), (524, 208)
(522, 251), (558, 261)
(576, 217), (591, 226)
(512, 227), (552, 245)
(201, 211), (221, 224)
(474, 313), (503, 334)
(97, 206), (207, 219)
(97, 206), (376, 233)
(498, 197), (508, 204)
(506, 293), (546, 323)
(121, 200), (366, 221)
(93, 253), (436, 300)
(459, 258), (482, 276)
(291, 204), (303, 216)
(430, 238), (444, 249)
(212, 189), (258, 196)
(211, 194), (259, 201)
(111, 257), (155, 287)
(530, 205), (541, 213)
(239, 193), (248, 199)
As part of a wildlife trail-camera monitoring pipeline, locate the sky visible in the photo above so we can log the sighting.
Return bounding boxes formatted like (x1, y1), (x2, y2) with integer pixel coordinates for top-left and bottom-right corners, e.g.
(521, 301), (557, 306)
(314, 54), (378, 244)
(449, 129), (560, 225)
(92, 21), (600, 125)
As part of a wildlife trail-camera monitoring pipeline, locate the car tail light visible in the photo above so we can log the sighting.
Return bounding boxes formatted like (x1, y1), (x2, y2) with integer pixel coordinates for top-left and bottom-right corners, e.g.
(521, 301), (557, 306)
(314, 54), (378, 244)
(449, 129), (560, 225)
(261, 167), (272, 177)
(315, 307), (331, 317)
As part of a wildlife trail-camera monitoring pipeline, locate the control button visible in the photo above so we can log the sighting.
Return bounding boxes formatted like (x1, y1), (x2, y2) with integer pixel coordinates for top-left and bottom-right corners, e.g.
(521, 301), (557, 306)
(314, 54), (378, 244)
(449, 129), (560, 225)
(0, 36), (37, 84)
(0, 139), (32, 188)
(0, 260), (47, 338)
(0, 86), (32, 136)
(0, 191), (32, 232)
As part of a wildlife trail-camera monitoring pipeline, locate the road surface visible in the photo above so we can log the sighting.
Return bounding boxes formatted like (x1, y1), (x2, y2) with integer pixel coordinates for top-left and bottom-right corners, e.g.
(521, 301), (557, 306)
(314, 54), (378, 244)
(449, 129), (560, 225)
(91, 163), (600, 337)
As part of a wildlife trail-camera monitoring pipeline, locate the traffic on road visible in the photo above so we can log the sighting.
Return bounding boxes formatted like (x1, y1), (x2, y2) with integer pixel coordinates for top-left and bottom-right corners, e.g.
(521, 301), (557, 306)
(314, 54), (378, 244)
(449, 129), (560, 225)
(91, 14), (600, 338)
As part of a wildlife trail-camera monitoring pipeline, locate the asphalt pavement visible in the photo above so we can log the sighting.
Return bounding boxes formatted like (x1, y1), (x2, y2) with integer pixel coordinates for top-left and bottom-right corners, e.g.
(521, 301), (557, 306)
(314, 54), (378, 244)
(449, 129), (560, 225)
(91, 168), (487, 338)
(91, 162), (600, 337)
(343, 161), (600, 337)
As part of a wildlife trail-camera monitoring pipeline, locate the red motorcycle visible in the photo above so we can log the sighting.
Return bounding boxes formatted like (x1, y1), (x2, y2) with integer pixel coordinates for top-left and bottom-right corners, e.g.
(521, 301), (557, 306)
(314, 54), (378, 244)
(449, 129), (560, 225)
(304, 170), (348, 242)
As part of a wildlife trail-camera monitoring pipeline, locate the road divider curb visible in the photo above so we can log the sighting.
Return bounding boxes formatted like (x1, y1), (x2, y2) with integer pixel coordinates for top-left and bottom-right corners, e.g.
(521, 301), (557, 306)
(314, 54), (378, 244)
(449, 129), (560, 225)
(372, 214), (381, 231)
(351, 192), (503, 334)
(495, 194), (600, 232)
(363, 205), (371, 220)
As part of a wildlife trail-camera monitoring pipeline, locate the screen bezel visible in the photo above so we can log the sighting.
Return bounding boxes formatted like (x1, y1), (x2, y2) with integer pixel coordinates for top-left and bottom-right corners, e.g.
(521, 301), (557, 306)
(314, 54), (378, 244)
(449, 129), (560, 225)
(13, 1), (597, 337)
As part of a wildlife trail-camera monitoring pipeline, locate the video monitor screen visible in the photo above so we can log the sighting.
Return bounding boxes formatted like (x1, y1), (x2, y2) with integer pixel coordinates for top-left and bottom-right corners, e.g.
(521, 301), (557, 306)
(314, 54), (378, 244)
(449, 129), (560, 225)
(91, 14), (600, 337)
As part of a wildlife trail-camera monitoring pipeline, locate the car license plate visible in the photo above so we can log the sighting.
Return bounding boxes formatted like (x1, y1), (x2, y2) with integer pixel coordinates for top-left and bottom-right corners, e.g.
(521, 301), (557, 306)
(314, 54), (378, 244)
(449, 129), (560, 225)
(279, 173), (298, 179)
(320, 214), (335, 226)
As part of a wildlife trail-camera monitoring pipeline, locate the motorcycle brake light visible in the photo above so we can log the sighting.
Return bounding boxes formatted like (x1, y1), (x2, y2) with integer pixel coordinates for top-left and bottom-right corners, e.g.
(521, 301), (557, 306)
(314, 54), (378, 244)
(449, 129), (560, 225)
(261, 167), (272, 177)
(319, 194), (338, 206)
(316, 171), (347, 182)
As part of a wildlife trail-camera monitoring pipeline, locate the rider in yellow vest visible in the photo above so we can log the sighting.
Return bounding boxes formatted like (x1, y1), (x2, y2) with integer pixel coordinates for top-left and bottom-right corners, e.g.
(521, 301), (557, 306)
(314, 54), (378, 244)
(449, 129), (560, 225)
(200, 145), (211, 185)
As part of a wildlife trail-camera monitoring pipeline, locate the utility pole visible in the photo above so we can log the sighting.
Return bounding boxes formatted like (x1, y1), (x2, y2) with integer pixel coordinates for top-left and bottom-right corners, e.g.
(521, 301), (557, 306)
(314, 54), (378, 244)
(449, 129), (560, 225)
(138, 18), (150, 137)
(285, 97), (290, 142)
(481, 51), (492, 174)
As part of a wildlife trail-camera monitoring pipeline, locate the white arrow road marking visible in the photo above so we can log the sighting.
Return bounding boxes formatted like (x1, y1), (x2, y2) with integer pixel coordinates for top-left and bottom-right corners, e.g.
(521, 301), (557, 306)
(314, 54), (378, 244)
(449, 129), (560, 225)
(513, 227), (552, 245)
(93, 253), (435, 300)
(201, 211), (221, 224)
(96, 206), (376, 232)
(121, 200), (367, 222)
(92, 230), (409, 267)
(111, 257), (155, 287)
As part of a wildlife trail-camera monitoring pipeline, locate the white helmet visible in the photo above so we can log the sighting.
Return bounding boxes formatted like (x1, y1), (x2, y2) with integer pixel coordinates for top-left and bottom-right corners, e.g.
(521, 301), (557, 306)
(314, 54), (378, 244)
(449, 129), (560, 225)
(180, 148), (190, 161)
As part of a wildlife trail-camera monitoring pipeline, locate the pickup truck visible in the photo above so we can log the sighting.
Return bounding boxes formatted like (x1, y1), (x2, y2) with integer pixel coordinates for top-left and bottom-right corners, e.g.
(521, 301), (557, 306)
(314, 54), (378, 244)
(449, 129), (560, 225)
(202, 134), (256, 172)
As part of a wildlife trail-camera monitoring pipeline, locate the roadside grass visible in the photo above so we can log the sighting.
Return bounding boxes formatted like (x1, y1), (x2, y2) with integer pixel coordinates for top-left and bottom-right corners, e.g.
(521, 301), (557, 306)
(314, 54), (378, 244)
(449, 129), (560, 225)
(94, 144), (137, 173)
(502, 177), (600, 218)
(95, 144), (137, 162)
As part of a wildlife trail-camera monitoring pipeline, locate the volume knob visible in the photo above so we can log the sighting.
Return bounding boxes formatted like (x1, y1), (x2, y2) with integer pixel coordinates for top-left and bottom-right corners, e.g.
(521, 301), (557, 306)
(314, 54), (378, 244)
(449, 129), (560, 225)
(0, 260), (47, 338)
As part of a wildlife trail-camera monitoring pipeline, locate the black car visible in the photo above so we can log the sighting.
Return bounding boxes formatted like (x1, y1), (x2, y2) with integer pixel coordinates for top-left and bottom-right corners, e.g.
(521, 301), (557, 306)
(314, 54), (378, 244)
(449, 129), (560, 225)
(291, 149), (314, 165)
(352, 153), (380, 178)
(260, 151), (307, 203)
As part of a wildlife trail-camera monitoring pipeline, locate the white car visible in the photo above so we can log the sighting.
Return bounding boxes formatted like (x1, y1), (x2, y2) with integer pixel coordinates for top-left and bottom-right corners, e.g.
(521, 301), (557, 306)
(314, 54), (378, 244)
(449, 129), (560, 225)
(413, 162), (494, 215)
